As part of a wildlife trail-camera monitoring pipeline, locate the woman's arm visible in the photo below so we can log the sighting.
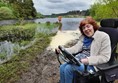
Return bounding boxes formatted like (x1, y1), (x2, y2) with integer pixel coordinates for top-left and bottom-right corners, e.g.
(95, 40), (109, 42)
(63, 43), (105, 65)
(65, 38), (83, 54)
(88, 34), (111, 65)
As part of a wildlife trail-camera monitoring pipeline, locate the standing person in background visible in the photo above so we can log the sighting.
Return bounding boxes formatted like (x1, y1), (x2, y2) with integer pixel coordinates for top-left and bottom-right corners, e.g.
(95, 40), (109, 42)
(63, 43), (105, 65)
(55, 16), (111, 83)
(58, 16), (62, 31)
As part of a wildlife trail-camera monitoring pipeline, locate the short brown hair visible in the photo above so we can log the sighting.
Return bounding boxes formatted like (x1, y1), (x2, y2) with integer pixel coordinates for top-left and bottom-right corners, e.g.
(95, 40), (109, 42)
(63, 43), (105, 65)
(79, 16), (99, 35)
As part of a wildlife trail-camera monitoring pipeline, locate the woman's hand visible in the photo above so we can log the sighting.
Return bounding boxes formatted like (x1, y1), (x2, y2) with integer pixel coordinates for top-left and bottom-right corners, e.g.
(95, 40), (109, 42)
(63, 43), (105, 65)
(80, 58), (89, 65)
(55, 48), (61, 55)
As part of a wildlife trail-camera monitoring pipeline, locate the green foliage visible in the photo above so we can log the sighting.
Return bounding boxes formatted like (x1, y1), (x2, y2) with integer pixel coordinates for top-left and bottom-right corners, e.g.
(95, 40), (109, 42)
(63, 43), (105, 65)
(109, 1), (118, 17)
(0, 7), (15, 20)
(0, 2), (7, 7)
(20, 40), (30, 46)
(11, 0), (37, 19)
(39, 22), (59, 29)
(0, 22), (58, 44)
(0, 0), (37, 19)
(94, 5), (113, 20)
(90, 0), (118, 20)
(0, 23), (37, 42)
(0, 21), (57, 82)
(0, 53), (6, 60)
(90, 3), (99, 18)
(36, 12), (44, 18)
(0, 33), (53, 83)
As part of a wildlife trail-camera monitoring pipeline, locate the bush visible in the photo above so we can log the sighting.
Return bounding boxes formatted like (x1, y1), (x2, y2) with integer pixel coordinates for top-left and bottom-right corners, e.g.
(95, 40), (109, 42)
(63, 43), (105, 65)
(0, 2), (7, 7)
(46, 21), (50, 26)
(0, 7), (15, 20)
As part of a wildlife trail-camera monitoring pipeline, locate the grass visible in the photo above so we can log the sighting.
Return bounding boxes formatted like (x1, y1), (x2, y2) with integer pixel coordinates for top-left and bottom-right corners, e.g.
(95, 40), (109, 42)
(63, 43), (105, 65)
(0, 33), (56, 83)
(0, 22), (57, 83)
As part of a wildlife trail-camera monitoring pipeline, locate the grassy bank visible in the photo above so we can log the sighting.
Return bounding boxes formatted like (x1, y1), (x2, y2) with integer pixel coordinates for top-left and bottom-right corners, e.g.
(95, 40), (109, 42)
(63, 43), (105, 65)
(0, 22), (58, 83)
(0, 33), (56, 83)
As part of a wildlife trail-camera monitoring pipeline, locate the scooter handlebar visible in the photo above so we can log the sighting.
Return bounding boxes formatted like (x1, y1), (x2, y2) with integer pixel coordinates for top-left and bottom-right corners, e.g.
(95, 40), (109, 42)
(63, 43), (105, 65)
(58, 45), (81, 66)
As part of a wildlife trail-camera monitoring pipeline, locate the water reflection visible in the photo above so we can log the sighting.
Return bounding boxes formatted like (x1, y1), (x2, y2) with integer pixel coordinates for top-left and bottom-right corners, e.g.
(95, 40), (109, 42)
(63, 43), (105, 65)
(34, 18), (84, 30)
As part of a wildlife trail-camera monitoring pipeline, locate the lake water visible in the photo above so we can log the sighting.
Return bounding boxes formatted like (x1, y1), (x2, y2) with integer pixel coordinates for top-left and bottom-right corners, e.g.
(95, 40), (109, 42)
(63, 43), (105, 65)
(34, 18), (84, 30)
(0, 18), (84, 30)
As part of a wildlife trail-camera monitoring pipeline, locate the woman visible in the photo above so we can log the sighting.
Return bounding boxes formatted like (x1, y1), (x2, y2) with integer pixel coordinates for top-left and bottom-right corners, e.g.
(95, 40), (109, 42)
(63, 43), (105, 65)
(55, 17), (111, 83)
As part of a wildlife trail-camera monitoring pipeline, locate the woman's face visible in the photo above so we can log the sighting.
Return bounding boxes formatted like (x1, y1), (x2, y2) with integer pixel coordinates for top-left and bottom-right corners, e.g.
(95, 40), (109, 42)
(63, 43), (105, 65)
(82, 24), (94, 37)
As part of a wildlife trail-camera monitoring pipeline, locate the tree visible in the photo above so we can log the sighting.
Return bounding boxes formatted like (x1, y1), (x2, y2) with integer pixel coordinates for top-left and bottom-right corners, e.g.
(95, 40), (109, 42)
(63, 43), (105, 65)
(90, 3), (100, 18)
(2, 0), (37, 19)
(90, 0), (118, 20)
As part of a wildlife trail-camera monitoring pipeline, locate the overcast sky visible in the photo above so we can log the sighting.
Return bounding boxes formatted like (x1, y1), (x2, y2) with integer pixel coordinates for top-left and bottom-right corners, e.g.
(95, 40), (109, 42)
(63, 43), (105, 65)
(32, 0), (95, 15)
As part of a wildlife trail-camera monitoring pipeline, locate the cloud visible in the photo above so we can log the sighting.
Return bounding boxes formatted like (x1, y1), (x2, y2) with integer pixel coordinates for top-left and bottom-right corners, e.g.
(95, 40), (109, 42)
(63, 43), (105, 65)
(47, 0), (65, 3)
(33, 0), (94, 15)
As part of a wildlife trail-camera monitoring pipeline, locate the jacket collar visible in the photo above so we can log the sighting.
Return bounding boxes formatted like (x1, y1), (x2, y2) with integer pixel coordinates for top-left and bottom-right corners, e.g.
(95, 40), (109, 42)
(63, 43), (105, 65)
(92, 30), (99, 40)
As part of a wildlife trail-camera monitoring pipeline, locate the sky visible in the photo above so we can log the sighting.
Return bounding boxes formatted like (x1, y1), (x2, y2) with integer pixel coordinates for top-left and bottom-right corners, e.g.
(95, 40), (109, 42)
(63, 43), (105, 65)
(32, 0), (95, 15)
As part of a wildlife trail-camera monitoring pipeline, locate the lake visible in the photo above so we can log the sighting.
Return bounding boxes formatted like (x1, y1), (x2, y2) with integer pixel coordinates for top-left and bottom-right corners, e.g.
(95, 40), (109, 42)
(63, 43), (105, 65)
(0, 18), (84, 30)
(34, 18), (84, 30)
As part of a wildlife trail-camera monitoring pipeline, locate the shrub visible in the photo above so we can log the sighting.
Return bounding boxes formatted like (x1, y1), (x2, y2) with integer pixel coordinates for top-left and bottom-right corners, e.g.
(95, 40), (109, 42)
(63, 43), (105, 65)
(0, 7), (15, 20)
(46, 21), (50, 26)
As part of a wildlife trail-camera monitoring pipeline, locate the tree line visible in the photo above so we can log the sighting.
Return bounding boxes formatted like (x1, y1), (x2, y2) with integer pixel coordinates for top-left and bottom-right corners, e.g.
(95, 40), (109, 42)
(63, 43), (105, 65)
(0, 0), (118, 20)
(0, 0), (38, 20)
(45, 9), (89, 18)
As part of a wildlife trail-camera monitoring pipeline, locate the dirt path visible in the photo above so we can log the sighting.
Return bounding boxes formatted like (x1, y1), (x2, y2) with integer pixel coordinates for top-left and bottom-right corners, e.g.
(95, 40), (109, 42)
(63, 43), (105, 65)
(16, 30), (81, 83)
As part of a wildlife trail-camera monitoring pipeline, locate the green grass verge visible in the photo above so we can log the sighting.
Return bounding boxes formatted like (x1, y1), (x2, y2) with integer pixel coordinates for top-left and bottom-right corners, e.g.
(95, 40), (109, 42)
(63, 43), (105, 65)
(0, 33), (55, 83)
